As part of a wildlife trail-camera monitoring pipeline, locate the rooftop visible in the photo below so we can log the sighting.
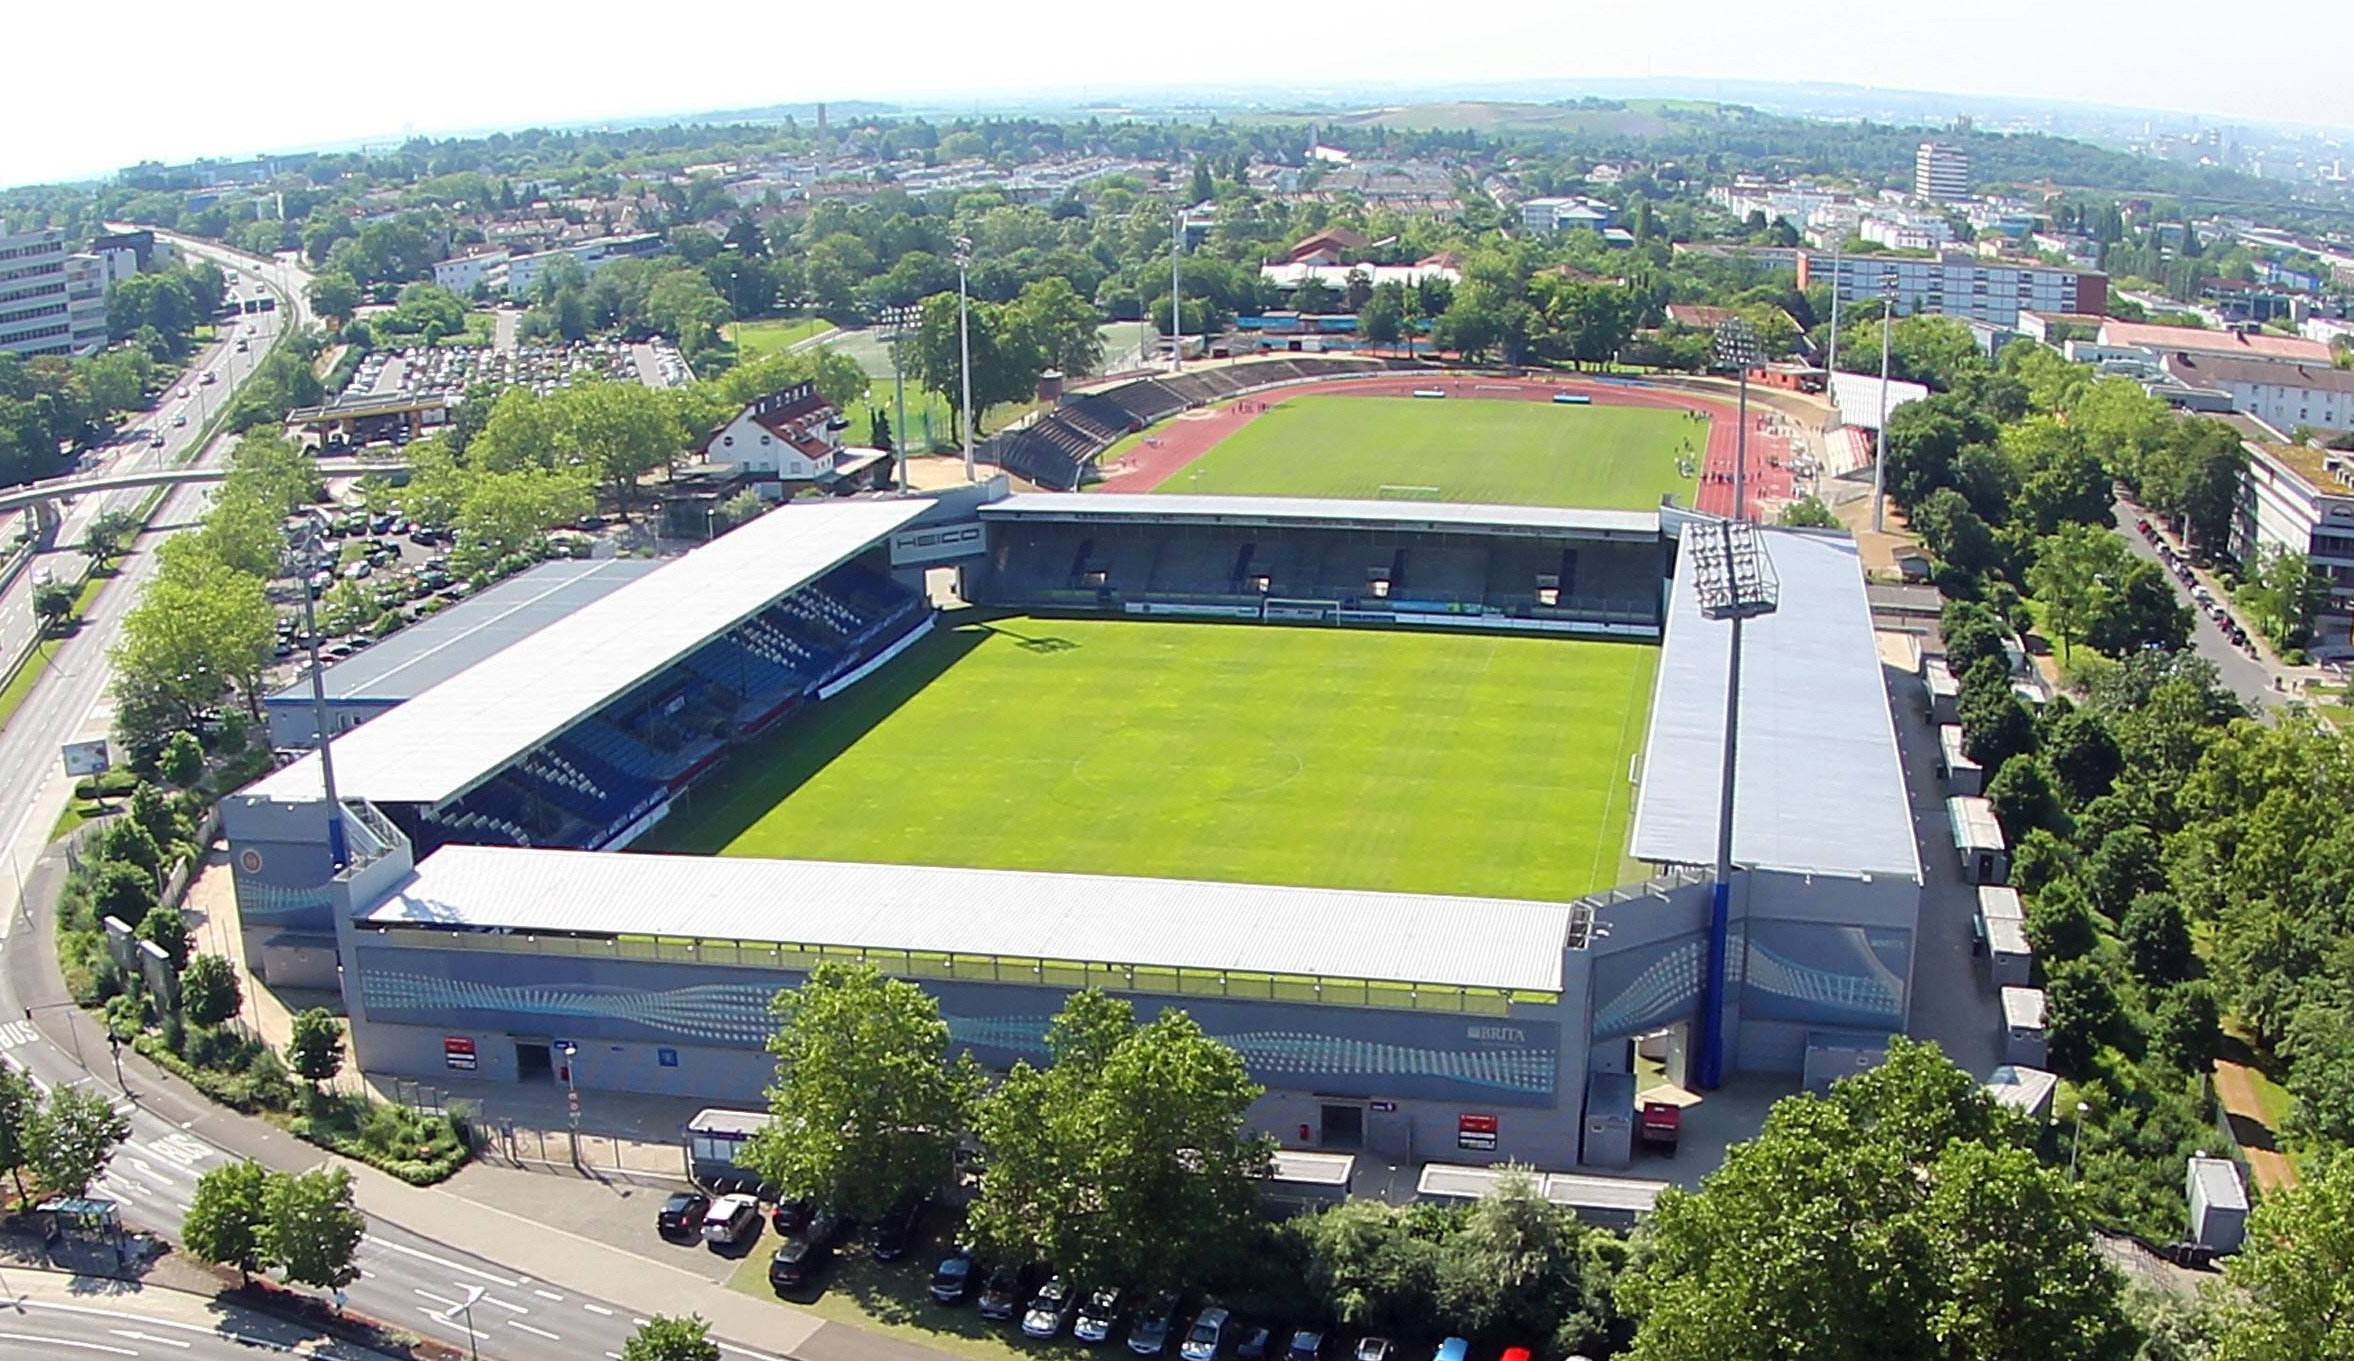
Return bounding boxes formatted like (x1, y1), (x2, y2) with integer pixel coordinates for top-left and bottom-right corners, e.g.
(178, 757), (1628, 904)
(267, 559), (659, 709)
(2164, 350), (2354, 396)
(249, 497), (928, 806)
(1629, 529), (1921, 880)
(1825, 370), (1930, 429)
(2249, 439), (2354, 494)
(358, 845), (1577, 995)
(983, 493), (1660, 541)
(2100, 320), (2332, 365)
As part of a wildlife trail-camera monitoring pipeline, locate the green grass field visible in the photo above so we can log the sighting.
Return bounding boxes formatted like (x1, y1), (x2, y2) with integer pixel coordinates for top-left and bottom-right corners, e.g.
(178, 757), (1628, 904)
(652, 615), (1656, 901)
(1151, 395), (1697, 509)
(725, 316), (835, 357)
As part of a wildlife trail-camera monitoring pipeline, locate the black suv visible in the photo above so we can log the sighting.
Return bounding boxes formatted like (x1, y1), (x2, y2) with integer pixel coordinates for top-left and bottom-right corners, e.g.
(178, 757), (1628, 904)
(872, 1189), (930, 1262)
(655, 1191), (710, 1239)
(930, 1248), (977, 1305)
(977, 1263), (1033, 1321)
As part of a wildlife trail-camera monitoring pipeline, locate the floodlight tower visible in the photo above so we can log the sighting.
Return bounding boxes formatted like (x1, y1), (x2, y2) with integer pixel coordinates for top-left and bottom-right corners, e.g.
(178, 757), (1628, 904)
(1170, 204), (1186, 374)
(1871, 269), (1899, 532)
(1692, 319), (1778, 1093)
(882, 303), (915, 494)
(285, 518), (347, 871)
(954, 236), (976, 483)
(1821, 238), (1843, 407)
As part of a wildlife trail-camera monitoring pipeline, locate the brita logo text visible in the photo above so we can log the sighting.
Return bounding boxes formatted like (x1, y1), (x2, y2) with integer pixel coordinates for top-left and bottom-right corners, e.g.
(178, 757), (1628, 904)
(1465, 1025), (1528, 1044)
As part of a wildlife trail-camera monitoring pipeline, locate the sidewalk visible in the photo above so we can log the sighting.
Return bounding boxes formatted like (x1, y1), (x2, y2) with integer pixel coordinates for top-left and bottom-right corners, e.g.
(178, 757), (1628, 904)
(0, 1261), (413, 1359)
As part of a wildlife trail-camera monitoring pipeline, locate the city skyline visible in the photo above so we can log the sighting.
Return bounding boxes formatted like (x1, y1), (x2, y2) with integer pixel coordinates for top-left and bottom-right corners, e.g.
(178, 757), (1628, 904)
(5, 0), (2352, 190)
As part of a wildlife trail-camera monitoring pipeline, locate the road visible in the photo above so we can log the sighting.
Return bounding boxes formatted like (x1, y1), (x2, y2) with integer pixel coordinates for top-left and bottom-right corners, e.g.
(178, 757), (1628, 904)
(4, 1268), (410, 1360)
(2110, 498), (2277, 710)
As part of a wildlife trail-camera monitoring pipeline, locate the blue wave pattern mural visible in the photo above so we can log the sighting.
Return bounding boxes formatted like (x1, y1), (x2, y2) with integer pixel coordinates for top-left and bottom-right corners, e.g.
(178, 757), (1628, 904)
(1591, 939), (1703, 1039)
(1742, 936), (1904, 1026)
(232, 873), (334, 922)
(359, 971), (1556, 1098)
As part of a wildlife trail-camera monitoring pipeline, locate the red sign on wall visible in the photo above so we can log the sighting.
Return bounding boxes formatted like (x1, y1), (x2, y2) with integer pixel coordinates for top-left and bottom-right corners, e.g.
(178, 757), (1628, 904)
(1457, 1113), (1498, 1151)
(444, 1036), (477, 1071)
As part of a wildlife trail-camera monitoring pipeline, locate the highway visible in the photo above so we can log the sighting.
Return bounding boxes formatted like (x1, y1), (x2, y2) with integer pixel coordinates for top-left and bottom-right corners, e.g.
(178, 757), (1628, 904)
(0, 240), (785, 1361)
(4, 1268), (405, 1359)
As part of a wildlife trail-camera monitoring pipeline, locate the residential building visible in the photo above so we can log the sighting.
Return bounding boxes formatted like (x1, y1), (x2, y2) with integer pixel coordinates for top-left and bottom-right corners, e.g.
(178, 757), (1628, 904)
(499, 232), (663, 299)
(434, 249), (509, 296)
(694, 381), (880, 492)
(2232, 441), (2354, 618)
(2162, 352), (2354, 431)
(1520, 196), (1616, 235)
(1915, 142), (1971, 202)
(0, 224), (107, 358)
(2097, 319), (2334, 368)
(1859, 216), (1950, 251)
(1803, 251), (2106, 328)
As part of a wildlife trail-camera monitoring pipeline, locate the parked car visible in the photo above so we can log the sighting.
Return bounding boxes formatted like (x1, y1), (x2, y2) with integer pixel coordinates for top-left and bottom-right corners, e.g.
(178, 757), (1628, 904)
(656, 1191), (710, 1238)
(871, 1189), (929, 1261)
(768, 1211), (844, 1290)
(1129, 1293), (1181, 1356)
(929, 1248), (976, 1305)
(1023, 1276), (1078, 1339)
(699, 1193), (761, 1246)
(1075, 1287), (1126, 1344)
(1354, 1340), (1392, 1361)
(1181, 1307), (1229, 1361)
(1431, 1339), (1469, 1361)
(147, 432), (165, 447)
(977, 1263), (1031, 1321)
(1234, 1326), (1274, 1361)
(1284, 1331), (1326, 1361)
(770, 1197), (813, 1235)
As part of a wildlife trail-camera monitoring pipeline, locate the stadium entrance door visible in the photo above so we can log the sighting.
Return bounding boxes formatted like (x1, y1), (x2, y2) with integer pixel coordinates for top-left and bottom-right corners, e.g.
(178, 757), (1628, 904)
(516, 1042), (553, 1082)
(1320, 1103), (1365, 1150)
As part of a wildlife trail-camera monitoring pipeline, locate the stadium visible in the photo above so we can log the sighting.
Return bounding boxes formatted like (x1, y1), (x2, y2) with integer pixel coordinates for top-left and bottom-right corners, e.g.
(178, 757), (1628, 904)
(223, 360), (1918, 1172)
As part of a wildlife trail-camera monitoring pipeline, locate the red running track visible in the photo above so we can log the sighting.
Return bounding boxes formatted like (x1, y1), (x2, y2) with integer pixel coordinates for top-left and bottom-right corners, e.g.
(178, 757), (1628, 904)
(1091, 372), (1793, 518)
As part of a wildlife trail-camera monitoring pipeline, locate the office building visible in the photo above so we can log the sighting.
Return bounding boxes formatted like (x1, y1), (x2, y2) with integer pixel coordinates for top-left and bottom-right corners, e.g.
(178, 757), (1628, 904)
(1803, 251), (2106, 328)
(0, 224), (110, 358)
(1914, 142), (1971, 202)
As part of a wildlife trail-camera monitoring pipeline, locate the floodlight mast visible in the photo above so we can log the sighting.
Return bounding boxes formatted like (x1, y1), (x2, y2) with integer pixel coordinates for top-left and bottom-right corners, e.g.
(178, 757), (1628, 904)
(1694, 320), (1776, 1092)
(1871, 269), (1899, 532)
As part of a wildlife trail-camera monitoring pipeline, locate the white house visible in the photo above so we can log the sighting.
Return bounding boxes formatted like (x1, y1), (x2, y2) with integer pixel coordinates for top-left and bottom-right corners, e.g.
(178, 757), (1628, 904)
(2161, 352), (2354, 432)
(697, 382), (884, 492)
(434, 249), (509, 296)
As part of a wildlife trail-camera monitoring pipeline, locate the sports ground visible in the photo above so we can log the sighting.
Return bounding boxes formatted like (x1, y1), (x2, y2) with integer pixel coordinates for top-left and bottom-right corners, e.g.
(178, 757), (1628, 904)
(651, 615), (1658, 902)
(1146, 394), (1697, 509)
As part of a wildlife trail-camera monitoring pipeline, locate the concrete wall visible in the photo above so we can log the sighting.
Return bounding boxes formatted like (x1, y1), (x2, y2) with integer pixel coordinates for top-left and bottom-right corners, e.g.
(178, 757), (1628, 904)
(222, 794), (341, 981)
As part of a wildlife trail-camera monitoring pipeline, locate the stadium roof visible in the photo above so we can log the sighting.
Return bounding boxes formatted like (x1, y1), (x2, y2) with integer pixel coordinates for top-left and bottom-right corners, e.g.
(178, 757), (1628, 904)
(358, 845), (1576, 994)
(982, 493), (1659, 540)
(250, 497), (927, 807)
(1629, 528), (1920, 879)
(1826, 370), (1929, 431)
(267, 559), (659, 708)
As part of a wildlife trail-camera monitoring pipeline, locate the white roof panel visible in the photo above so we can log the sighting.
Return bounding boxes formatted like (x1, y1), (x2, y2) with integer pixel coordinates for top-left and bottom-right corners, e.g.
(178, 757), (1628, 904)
(1629, 529), (1920, 878)
(252, 498), (928, 805)
(984, 492), (1659, 539)
(1828, 370), (1929, 431)
(357, 845), (1574, 994)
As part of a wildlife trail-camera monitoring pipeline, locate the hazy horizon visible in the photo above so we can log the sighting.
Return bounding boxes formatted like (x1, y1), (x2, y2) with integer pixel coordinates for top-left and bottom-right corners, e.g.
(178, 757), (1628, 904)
(7, 0), (2349, 190)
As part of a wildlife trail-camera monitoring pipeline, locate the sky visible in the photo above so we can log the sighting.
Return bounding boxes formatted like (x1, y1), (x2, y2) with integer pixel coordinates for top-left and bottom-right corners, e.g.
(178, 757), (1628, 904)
(6, 0), (2350, 190)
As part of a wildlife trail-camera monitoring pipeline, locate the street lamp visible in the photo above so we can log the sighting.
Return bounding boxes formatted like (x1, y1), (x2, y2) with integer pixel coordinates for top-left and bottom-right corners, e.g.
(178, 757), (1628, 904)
(285, 518), (347, 870)
(952, 237), (975, 484)
(881, 303), (916, 494)
(439, 1283), (486, 1361)
(1870, 270), (1899, 533)
(556, 1039), (582, 1163)
(1692, 319), (1779, 1094)
(2070, 1100), (2090, 1179)
(1821, 236), (1843, 410)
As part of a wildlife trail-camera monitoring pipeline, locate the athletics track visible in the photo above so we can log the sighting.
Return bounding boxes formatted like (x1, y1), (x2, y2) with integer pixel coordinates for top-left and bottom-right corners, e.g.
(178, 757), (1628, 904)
(1090, 373), (1795, 520)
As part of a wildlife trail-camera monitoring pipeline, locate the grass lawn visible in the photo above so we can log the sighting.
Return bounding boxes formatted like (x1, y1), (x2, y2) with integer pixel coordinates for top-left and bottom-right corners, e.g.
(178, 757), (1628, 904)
(1149, 395), (1697, 510)
(652, 614), (1656, 901)
(727, 316), (834, 358)
(0, 644), (53, 735)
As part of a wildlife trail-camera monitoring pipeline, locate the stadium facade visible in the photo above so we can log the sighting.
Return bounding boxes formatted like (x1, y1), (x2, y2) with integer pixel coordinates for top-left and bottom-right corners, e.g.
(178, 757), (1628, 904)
(224, 481), (1920, 1169)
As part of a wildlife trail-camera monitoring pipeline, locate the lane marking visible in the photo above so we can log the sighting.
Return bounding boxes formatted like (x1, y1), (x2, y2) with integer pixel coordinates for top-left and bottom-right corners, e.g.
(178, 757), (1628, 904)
(364, 1235), (520, 1287)
(413, 1288), (462, 1310)
(533, 1289), (565, 1302)
(111, 1330), (191, 1349)
(477, 1293), (529, 1314)
(415, 1308), (484, 1340)
(0, 1333), (138, 1356)
(582, 1304), (614, 1316)
(507, 1320), (562, 1340)
(718, 1343), (787, 1361)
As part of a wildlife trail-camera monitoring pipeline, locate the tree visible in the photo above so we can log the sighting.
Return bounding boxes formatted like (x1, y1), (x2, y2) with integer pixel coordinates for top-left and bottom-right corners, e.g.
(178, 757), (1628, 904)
(1359, 283), (1407, 354)
(1436, 1169), (1617, 1352)
(184, 1159), (274, 1282)
(137, 904), (192, 973)
(2239, 546), (2323, 651)
(740, 963), (979, 1224)
(92, 857), (157, 927)
(549, 381), (688, 517)
(262, 1165), (365, 1291)
(970, 992), (1272, 1292)
(621, 1315), (722, 1361)
(306, 272), (362, 327)
(33, 578), (74, 633)
(2149, 981), (2221, 1075)
(907, 292), (1042, 433)
(287, 1008), (345, 1091)
(2084, 826), (2164, 919)
(1617, 1038), (2133, 1361)
(2044, 710), (2122, 807)
(26, 1083), (130, 1197)
(1012, 276), (1105, 379)
(2212, 1153), (2354, 1361)
(1957, 681), (2035, 774)
(2041, 958), (2120, 1073)
(1913, 487), (2005, 586)
(1986, 755), (2069, 843)
(181, 953), (243, 1027)
(111, 549), (276, 741)
(159, 730), (205, 788)
(82, 508), (139, 566)
(2026, 523), (2131, 659)
(0, 1063), (36, 1200)
(1775, 496), (1840, 529)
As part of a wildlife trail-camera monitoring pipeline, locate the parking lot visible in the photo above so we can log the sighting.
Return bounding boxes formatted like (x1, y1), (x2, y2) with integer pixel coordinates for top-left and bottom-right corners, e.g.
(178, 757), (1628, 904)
(347, 336), (689, 403)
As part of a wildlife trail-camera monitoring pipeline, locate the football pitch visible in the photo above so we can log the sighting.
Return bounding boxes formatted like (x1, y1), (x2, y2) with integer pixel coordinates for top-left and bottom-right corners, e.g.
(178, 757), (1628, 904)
(649, 615), (1658, 902)
(1155, 395), (1698, 508)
